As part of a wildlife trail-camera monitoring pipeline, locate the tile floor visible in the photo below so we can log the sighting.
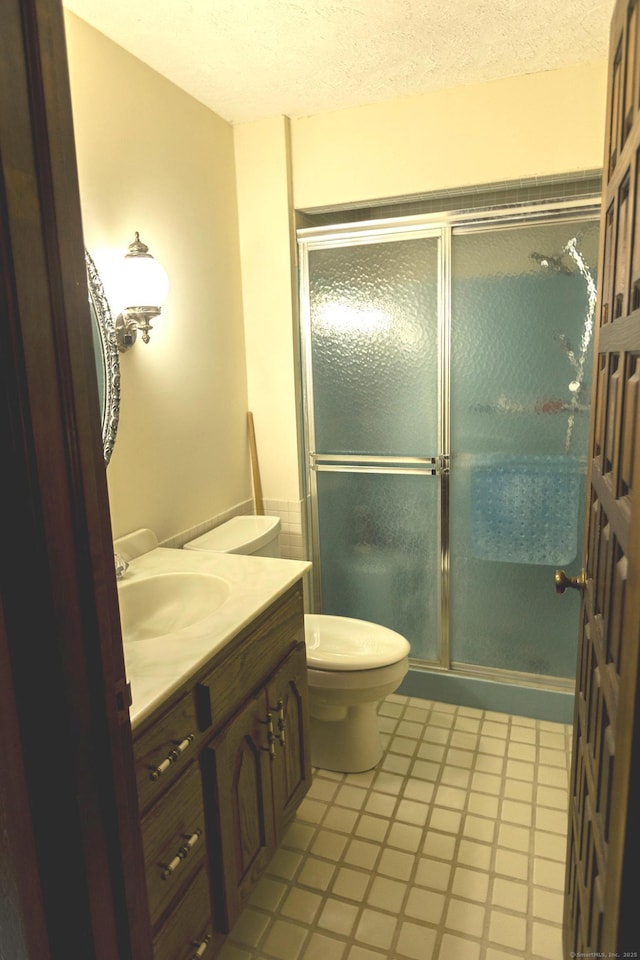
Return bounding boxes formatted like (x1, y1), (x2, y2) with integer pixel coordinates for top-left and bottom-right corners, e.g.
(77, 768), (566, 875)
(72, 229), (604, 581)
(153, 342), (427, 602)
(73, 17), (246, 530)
(218, 693), (573, 960)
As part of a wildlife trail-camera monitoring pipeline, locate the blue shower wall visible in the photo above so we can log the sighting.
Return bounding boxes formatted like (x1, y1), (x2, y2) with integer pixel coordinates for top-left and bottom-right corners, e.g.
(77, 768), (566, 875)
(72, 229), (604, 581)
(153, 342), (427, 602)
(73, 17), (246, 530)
(399, 668), (574, 724)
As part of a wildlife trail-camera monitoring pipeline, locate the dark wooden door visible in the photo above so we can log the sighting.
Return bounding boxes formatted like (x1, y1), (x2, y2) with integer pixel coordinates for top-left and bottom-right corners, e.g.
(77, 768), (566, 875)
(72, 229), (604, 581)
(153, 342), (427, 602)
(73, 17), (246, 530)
(0, 1), (150, 958)
(562, 0), (640, 951)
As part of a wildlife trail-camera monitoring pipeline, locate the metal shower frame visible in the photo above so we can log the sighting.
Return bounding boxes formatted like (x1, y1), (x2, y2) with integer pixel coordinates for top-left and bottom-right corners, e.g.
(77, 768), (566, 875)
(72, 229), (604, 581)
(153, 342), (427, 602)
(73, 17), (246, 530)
(297, 195), (601, 690)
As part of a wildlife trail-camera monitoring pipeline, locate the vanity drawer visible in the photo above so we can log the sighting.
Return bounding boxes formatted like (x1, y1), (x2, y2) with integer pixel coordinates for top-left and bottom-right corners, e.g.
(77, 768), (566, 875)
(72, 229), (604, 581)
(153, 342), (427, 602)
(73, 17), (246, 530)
(135, 692), (199, 813)
(141, 762), (206, 929)
(152, 867), (220, 960)
(196, 583), (304, 734)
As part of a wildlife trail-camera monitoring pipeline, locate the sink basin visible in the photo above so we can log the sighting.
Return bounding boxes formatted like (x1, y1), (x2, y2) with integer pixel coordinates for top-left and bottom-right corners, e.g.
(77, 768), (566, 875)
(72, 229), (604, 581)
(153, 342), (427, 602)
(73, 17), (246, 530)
(118, 572), (231, 642)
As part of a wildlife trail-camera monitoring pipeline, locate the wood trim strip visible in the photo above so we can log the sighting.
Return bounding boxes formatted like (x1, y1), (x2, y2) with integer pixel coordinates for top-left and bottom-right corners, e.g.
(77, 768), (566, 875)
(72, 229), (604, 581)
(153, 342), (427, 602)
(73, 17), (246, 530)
(599, 310), (640, 349)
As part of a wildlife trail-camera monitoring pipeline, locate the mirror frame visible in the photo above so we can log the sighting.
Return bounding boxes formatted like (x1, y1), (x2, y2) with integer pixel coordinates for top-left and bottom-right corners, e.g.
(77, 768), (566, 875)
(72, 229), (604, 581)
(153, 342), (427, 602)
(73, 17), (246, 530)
(85, 249), (120, 465)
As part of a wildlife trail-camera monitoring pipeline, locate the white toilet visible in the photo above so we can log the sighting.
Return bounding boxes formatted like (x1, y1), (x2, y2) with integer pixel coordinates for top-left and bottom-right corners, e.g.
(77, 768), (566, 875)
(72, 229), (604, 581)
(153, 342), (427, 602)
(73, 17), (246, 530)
(184, 515), (410, 773)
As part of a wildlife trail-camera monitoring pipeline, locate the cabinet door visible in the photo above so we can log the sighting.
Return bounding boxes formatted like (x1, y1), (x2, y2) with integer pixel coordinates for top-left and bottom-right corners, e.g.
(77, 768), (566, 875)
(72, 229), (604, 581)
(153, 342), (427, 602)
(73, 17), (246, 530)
(202, 693), (275, 930)
(267, 643), (312, 838)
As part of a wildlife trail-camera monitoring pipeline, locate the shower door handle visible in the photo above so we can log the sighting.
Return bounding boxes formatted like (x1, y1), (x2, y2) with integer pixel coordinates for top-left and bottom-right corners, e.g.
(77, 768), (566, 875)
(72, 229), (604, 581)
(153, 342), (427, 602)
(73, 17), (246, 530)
(554, 569), (586, 594)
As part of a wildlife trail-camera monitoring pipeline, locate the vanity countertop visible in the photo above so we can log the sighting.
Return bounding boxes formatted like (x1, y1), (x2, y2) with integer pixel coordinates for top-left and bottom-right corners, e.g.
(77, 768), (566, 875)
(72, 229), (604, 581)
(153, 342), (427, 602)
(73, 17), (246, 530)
(120, 546), (310, 727)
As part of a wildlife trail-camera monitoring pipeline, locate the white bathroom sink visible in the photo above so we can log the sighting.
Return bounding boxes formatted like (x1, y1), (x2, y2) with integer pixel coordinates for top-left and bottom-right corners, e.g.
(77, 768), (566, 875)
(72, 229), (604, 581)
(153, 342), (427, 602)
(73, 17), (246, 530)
(118, 571), (231, 643)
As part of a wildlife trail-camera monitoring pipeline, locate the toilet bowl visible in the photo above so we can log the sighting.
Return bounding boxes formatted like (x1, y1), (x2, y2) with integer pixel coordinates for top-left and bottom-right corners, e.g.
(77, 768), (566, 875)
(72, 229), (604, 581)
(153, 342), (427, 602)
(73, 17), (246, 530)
(183, 516), (410, 773)
(305, 614), (410, 772)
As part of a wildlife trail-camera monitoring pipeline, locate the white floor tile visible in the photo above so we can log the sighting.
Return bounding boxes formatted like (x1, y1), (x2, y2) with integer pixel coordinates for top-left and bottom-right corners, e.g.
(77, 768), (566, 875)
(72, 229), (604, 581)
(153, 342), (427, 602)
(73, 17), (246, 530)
(219, 695), (573, 960)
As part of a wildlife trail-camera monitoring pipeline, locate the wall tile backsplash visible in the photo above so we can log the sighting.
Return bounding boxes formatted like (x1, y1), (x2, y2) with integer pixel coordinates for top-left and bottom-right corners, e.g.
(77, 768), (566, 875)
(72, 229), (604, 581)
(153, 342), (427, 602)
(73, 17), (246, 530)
(159, 499), (255, 550)
(263, 498), (307, 561)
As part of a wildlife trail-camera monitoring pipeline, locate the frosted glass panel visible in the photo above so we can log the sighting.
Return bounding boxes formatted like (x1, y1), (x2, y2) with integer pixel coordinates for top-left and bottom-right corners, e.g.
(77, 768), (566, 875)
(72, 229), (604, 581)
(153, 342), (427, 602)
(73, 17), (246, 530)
(450, 222), (599, 458)
(309, 237), (439, 455)
(450, 220), (599, 677)
(316, 471), (439, 660)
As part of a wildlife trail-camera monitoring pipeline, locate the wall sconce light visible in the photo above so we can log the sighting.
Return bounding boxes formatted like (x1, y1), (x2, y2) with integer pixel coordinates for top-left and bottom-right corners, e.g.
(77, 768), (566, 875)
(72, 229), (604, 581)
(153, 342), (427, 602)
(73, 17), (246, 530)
(114, 232), (169, 352)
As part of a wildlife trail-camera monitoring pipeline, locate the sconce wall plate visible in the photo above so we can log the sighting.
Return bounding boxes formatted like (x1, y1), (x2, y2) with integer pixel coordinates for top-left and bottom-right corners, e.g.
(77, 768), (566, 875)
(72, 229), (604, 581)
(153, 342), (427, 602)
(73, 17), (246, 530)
(115, 306), (161, 350)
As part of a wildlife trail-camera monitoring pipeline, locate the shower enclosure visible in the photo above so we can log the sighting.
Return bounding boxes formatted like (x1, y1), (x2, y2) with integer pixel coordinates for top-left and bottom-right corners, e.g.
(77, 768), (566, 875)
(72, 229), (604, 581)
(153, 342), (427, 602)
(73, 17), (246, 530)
(298, 200), (600, 720)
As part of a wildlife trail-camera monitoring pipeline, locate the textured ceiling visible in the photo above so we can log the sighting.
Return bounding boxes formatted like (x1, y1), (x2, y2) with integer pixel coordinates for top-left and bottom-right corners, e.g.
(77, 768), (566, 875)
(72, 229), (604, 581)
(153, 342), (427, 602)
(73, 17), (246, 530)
(62, 0), (612, 124)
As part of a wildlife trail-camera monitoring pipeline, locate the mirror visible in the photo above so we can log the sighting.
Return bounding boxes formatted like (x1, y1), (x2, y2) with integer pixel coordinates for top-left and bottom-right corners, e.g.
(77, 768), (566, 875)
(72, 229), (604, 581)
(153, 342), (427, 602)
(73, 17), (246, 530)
(86, 249), (120, 465)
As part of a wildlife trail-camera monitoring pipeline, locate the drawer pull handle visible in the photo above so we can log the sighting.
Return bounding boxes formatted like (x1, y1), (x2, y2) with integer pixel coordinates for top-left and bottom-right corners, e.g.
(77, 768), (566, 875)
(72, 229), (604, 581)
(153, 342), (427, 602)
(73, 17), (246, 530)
(277, 699), (286, 748)
(269, 698), (286, 748)
(149, 733), (195, 781)
(160, 828), (202, 880)
(189, 935), (212, 959)
(259, 713), (276, 760)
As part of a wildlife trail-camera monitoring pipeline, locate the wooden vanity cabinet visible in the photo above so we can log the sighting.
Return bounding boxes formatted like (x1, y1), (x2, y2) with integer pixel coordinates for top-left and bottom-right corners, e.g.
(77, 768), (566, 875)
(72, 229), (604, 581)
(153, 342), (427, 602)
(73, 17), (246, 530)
(132, 581), (310, 958)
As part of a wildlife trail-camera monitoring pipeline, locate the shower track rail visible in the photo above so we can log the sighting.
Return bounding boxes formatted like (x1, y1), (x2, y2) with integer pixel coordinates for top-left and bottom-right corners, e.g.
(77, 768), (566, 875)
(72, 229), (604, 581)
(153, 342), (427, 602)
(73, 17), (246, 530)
(310, 453), (440, 476)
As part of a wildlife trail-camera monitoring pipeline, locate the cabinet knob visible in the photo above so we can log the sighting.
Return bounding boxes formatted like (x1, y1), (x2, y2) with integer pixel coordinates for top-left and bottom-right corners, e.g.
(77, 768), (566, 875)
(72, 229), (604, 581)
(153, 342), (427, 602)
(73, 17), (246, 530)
(259, 713), (276, 759)
(269, 698), (286, 748)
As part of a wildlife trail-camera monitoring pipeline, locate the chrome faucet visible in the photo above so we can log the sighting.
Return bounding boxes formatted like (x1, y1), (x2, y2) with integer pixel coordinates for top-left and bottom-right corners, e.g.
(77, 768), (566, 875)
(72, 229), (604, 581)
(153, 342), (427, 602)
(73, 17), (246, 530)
(114, 552), (129, 580)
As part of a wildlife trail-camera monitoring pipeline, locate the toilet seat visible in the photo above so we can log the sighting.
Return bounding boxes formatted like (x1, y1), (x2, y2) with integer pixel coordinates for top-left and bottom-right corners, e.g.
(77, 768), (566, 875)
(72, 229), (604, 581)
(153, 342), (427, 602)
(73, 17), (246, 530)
(304, 614), (410, 670)
(307, 658), (409, 691)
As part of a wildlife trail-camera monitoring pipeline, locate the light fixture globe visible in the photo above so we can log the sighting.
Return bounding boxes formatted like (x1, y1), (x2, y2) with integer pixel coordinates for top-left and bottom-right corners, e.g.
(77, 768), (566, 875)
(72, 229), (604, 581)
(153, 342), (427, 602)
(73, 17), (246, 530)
(115, 233), (169, 351)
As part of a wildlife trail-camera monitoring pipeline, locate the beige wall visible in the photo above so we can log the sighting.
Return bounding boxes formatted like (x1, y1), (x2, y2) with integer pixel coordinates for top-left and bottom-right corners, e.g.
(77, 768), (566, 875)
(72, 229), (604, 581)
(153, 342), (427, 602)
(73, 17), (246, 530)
(290, 62), (608, 209)
(234, 117), (301, 502)
(64, 13), (609, 533)
(235, 61), (608, 502)
(65, 12), (251, 543)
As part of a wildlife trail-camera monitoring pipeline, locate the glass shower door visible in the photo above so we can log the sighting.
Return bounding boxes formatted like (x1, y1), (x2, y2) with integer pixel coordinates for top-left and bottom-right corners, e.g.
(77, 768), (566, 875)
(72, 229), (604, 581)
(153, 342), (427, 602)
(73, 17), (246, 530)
(304, 232), (442, 660)
(449, 218), (599, 679)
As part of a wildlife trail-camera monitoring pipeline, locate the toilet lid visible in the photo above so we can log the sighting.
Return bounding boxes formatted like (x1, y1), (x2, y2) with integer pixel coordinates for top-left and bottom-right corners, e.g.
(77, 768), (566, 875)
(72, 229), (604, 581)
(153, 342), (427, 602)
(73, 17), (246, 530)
(184, 515), (280, 553)
(304, 614), (411, 670)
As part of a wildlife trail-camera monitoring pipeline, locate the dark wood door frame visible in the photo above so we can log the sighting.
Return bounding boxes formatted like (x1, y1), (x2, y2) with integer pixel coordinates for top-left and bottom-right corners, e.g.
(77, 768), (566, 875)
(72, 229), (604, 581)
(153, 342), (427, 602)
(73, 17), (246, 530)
(0, 2), (150, 958)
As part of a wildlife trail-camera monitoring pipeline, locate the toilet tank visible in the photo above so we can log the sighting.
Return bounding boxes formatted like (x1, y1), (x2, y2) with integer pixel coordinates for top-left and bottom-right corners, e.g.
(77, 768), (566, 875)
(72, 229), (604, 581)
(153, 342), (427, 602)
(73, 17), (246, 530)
(183, 515), (281, 558)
